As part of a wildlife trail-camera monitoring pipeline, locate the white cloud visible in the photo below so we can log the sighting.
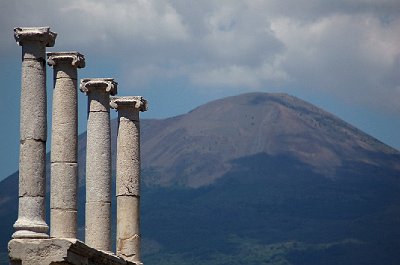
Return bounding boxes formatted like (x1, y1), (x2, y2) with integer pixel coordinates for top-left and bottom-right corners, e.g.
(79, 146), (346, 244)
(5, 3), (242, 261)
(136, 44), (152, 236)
(1, 0), (399, 113)
(270, 12), (400, 112)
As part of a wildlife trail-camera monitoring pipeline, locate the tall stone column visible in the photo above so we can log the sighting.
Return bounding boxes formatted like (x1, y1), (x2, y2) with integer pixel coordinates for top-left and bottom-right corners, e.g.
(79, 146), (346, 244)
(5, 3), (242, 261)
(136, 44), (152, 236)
(47, 52), (85, 238)
(110, 96), (147, 264)
(80, 78), (117, 251)
(13, 27), (56, 239)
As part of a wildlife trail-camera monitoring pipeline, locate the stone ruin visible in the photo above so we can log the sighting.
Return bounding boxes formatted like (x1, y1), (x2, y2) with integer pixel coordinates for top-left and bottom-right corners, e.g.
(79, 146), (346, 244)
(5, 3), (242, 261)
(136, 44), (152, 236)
(8, 26), (147, 265)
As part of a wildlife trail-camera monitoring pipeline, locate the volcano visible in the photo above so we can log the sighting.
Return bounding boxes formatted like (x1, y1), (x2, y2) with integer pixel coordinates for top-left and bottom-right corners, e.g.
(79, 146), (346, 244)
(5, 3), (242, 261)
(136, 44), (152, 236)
(1, 92), (399, 265)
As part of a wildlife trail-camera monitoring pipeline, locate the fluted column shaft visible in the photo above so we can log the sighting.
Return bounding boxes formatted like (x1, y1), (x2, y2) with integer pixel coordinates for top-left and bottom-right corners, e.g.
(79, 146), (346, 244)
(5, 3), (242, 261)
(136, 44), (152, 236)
(13, 27), (56, 239)
(47, 52), (85, 238)
(80, 78), (117, 251)
(111, 96), (147, 264)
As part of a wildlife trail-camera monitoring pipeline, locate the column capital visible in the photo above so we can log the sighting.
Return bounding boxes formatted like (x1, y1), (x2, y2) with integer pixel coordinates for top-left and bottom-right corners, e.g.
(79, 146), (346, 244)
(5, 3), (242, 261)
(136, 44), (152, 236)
(47, 52), (86, 68)
(110, 96), (148, 112)
(14, 27), (57, 47)
(80, 78), (118, 95)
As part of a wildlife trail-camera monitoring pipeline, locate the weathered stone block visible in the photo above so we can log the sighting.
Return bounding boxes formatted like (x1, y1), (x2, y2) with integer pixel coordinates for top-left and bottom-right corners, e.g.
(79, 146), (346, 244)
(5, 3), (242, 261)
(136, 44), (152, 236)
(116, 122), (140, 196)
(50, 162), (78, 209)
(88, 91), (112, 112)
(19, 139), (46, 197)
(21, 41), (46, 60)
(14, 27), (56, 48)
(50, 209), (77, 239)
(81, 78), (117, 112)
(15, 196), (47, 225)
(8, 238), (136, 265)
(117, 196), (140, 236)
(54, 66), (78, 79)
(86, 111), (112, 202)
(13, 196), (48, 239)
(85, 202), (111, 251)
(117, 196), (140, 262)
(51, 79), (78, 162)
(20, 60), (47, 141)
(47, 51), (85, 79)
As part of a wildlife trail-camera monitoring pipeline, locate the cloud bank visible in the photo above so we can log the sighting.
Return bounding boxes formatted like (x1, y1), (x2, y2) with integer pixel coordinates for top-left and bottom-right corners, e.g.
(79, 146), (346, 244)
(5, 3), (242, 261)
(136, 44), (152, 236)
(1, 0), (399, 113)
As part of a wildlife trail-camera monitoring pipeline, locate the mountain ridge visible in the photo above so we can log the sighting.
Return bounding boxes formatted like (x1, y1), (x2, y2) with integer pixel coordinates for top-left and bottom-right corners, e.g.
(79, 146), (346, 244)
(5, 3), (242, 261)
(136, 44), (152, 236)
(140, 92), (399, 187)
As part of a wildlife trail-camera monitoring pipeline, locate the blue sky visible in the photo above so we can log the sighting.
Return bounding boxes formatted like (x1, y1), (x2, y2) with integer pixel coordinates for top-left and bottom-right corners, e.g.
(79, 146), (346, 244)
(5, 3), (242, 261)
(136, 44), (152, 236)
(0, 0), (399, 181)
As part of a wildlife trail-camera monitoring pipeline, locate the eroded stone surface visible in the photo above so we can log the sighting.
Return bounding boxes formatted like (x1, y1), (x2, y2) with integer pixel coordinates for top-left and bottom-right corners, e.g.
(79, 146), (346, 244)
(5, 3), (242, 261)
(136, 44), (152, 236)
(116, 120), (141, 196)
(20, 60), (47, 141)
(13, 196), (48, 239)
(112, 96), (147, 264)
(117, 196), (141, 262)
(47, 52), (85, 70)
(8, 238), (136, 265)
(86, 111), (112, 202)
(50, 209), (77, 239)
(48, 52), (84, 240)
(15, 139), (48, 238)
(14, 27), (56, 239)
(110, 96), (148, 114)
(19, 139), (46, 197)
(81, 79), (118, 112)
(14, 27), (57, 47)
(85, 202), (111, 251)
(50, 163), (78, 209)
(80, 78), (118, 96)
(51, 77), (78, 162)
(81, 78), (117, 252)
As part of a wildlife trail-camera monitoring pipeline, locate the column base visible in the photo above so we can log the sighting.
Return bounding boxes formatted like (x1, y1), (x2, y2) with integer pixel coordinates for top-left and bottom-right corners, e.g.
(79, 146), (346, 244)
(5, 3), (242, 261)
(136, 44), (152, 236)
(12, 230), (49, 239)
(13, 219), (49, 239)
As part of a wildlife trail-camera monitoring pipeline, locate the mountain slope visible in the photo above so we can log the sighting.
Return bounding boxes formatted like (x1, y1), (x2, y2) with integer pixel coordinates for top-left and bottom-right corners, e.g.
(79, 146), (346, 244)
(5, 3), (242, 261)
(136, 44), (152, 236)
(0, 92), (399, 265)
(140, 92), (398, 187)
(141, 152), (400, 265)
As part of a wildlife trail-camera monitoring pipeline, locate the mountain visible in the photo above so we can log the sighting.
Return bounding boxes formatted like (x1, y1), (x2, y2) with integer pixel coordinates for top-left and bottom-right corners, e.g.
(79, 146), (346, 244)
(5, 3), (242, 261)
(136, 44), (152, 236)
(140, 93), (398, 187)
(1, 92), (399, 265)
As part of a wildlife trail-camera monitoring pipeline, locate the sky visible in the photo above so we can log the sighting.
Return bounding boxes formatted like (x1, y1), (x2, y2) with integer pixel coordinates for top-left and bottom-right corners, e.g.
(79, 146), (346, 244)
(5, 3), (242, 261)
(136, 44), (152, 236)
(0, 0), (399, 181)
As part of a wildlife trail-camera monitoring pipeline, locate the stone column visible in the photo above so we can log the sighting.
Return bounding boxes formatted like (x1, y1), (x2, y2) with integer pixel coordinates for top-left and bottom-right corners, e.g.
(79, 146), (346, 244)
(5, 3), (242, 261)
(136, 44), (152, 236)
(47, 52), (85, 238)
(12, 27), (57, 239)
(110, 96), (147, 264)
(80, 78), (117, 251)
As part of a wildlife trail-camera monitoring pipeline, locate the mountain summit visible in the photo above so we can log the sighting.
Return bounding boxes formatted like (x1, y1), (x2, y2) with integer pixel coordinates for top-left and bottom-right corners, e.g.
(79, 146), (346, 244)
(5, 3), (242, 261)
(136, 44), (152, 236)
(140, 92), (398, 187)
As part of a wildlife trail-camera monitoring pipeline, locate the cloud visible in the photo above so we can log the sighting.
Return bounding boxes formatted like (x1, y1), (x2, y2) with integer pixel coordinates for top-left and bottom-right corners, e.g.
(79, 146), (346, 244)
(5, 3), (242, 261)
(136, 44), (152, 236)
(1, 0), (399, 113)
(271, 11), (400, 112)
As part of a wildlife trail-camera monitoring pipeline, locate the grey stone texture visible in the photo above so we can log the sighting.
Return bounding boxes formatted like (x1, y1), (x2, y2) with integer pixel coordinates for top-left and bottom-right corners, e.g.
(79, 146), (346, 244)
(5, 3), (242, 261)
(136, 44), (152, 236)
(80, 78), (117, 252)
(13, 27), (56, 239)
(116, 196), (141, 263)
(13, 197), (48, 237)
(50, 209), (77, 239)
(48, 52), (84, 162)
(48, 52), (85, 239)
(50, 163), (78, 209)
(20, 60), (47, 141)
(85, 202), (112, 249)
(14, 27), (56, 48)
(8, 238), (136, 265)
(18, 139), (46, 197)
(111, 96), (147, 264)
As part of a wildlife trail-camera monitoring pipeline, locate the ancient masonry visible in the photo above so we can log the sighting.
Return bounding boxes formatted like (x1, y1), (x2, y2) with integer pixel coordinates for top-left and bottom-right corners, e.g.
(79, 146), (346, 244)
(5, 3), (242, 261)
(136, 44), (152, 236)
(8, 27), (147, 265)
